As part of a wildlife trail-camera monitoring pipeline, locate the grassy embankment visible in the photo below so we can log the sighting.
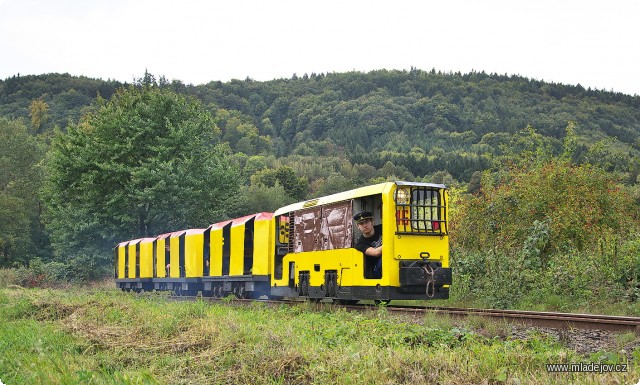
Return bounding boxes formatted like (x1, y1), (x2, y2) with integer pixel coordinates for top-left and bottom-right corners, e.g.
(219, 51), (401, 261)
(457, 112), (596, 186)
(1, 283), (639, 385)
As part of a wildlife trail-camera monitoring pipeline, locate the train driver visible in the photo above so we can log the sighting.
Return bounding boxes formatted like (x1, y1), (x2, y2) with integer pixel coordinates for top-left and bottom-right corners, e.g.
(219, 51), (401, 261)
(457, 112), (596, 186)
(354, 211), (382, 278)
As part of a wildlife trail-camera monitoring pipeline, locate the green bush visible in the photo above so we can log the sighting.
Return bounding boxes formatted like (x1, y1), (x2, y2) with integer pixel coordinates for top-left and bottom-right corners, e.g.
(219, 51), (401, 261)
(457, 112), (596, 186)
(0, 258), (49, 288)
(453, 160), (638, 255)
(451, 160), (640, 310)
(452, 234), (640, 311)
(451, 249), (536, 309)
(0, 255), (109, 288)
(617, 236), (640, 302)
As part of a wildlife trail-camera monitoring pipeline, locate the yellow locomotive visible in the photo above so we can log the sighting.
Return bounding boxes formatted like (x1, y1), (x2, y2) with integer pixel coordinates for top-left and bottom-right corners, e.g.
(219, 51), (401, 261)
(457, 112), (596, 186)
(115, 181), (452, 303)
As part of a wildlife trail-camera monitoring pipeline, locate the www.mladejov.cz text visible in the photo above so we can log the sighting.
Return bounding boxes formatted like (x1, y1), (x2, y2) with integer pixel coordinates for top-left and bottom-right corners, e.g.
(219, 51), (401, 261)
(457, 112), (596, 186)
(546, 362), (627, 373)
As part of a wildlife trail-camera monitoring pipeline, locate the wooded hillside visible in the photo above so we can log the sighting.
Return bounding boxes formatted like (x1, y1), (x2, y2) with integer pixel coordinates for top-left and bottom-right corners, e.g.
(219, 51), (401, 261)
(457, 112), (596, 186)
(3, 70), (640, 186)
(2, 70), (640, 301)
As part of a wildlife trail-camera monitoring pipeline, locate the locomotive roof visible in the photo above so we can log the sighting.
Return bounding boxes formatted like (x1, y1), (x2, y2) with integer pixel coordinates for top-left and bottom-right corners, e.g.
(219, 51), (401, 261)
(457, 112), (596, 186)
(273, 181), (446, 216)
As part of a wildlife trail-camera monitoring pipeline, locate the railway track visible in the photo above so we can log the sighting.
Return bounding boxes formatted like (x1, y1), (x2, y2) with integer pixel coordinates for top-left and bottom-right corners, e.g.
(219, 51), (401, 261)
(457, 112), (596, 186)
(386, 305), (640, 334)
(169, 295), (640, 334)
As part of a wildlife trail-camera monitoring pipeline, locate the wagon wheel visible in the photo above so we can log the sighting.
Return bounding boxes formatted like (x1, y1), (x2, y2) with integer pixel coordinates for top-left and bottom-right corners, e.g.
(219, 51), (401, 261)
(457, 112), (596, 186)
(235, 284), (247, 299)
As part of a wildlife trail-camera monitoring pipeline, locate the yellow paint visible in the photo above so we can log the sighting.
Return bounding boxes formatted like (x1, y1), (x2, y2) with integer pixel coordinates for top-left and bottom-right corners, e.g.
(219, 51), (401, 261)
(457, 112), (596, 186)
(210, 226), (225, 277)
(273, 248), (385, 288)
(169, 234), (181, 278)
(117, 244), (126, 279)
(229, 223), (246, 276)
(155, 238), (166, 278)
(127, 242), (138, 278)
(252, 217), (273, 275)
(185, 231), (204, 278)
(139, 239), (154, 278)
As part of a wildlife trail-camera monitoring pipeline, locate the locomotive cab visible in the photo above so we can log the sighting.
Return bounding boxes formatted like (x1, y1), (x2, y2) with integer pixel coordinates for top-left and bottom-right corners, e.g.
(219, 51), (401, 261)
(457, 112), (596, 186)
(270, 181), (451, 302)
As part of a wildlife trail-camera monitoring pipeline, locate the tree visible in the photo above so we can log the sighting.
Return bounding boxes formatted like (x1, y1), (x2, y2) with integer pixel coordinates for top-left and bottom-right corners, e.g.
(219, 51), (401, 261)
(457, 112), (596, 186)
(250, 166), (308, 200)
(42, 84), (240, 267)
(226, 183), (296, 218)
(275, 166), (308, 200)
(0, 118), (46, 266)
(29, 98), (49, 134)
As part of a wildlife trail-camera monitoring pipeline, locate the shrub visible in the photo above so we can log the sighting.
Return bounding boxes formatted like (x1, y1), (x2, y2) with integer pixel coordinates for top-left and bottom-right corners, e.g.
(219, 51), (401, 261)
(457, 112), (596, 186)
(0, 255), (109, 288)
(451, 159), (640, 309)
(453, 160), (638, 256)
(451, 249), (537, 309)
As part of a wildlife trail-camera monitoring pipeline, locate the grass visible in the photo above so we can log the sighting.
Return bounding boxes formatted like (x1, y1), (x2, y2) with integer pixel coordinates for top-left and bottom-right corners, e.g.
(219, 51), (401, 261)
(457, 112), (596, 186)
(1, 286), (639, 384)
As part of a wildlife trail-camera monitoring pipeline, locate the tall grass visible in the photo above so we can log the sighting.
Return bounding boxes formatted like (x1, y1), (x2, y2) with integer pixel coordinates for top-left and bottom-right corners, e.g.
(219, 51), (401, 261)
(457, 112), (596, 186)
(1, 287), (638, 384)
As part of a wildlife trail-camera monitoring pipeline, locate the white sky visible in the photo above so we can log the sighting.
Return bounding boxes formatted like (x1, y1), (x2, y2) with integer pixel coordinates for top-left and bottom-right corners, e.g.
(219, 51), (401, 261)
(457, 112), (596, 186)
(1, 0), (639, 96)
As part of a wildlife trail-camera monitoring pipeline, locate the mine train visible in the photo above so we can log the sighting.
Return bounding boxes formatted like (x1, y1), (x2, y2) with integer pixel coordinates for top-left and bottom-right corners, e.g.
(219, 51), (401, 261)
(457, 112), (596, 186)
(115, 181), (452, 303)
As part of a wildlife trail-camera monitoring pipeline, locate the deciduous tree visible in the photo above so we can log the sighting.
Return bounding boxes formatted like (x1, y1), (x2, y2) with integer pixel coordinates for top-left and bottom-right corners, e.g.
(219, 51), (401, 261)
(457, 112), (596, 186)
(29, 98), (49, 133)
(42, 84), (239, 267)
(0, 118), (46, 266)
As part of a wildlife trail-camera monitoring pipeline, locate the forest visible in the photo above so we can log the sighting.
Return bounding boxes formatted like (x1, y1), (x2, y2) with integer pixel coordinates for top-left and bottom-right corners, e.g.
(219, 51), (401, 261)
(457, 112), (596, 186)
(1, 69), (640, 310)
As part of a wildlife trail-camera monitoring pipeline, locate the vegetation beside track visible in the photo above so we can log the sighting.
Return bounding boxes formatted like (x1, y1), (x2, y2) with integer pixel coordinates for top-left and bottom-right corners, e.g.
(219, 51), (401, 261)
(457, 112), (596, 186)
(1, 286), (638, 385)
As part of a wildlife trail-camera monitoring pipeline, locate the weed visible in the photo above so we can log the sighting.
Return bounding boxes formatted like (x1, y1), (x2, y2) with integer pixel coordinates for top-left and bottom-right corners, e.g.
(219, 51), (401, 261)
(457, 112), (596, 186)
(614, 332), (638, 349)
(1, 287), (639, 384)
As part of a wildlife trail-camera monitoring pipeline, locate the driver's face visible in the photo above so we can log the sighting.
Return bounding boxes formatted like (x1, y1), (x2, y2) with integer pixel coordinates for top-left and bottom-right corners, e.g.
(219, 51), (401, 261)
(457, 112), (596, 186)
(357, 218), (373, 235)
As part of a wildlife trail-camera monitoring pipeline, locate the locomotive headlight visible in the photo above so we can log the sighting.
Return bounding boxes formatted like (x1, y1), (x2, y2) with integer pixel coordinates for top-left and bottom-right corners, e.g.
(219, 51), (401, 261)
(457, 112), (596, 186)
(396, 187), (410, 205)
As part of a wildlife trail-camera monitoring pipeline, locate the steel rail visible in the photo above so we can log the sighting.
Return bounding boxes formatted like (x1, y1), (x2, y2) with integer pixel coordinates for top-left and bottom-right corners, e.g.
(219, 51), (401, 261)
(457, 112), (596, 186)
(166, 295), (640, 333)
(383, 305), (640, 334)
